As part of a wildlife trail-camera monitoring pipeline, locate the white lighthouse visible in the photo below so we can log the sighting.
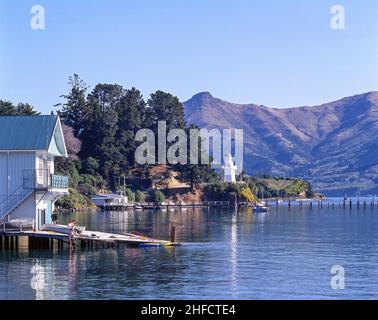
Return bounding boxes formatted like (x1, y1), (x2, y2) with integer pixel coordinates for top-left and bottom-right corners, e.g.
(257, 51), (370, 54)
(222, 154), (237, 183)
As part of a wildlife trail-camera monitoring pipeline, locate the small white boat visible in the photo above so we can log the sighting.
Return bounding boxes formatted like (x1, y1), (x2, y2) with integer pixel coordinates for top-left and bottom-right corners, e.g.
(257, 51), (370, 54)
(252, 203), (269, 213)
(40, 224), (86, 235)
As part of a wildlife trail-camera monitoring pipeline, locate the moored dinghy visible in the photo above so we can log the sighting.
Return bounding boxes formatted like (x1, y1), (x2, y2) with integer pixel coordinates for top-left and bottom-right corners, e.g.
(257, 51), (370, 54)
(41, 224), (86, 235)
(252, 202), (269, 213)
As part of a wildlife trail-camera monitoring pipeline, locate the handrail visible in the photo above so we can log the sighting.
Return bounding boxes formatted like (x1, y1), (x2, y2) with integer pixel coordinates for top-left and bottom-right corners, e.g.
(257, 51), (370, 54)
(51, 174), (69, 189)
(0, 169), (37, 208)
(1, 170), (39, 220)
(0, 183), (33, 207)
(0, 170), (68, 222)
(0, 189), (34, 220)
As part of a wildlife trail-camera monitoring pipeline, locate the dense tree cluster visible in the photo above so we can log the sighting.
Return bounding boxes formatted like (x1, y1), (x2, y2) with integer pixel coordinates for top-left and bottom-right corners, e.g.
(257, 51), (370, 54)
(203, 183), (257, 203)
(0, 100), (40, 115)
(56, 74), (217, 193)
(244, 177), (314, 199)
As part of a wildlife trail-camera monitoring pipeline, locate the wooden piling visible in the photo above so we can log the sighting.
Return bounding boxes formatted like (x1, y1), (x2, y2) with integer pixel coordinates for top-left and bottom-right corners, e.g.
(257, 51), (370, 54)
(170, 224), (176, 243)
(4, 236), (9, 250)
(28, 237), (33, 250)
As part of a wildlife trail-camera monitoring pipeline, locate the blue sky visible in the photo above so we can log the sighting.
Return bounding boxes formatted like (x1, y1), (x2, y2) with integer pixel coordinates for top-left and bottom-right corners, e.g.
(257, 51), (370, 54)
(1, 0), (378, 114)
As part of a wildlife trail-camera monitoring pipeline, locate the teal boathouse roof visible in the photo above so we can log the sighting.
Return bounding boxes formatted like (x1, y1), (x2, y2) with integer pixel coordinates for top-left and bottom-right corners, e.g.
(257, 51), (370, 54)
(0, 115), (68, 156)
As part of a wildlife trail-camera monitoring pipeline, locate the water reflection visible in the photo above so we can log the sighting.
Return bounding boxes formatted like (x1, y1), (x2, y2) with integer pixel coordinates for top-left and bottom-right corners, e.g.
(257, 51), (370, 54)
(2, 206), (378, 299)
(230, 213), (238, 298)
(30, 259), (46, 296)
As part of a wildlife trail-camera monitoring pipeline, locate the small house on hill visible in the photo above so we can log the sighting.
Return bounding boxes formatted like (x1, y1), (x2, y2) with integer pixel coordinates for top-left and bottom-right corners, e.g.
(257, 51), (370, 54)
(0, 115), (69, 229)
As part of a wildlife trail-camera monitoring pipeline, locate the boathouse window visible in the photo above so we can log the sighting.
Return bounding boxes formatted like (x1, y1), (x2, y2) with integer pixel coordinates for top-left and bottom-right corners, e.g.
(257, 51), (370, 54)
(48, 155), (54, 174)
(38, 155), (44, 182)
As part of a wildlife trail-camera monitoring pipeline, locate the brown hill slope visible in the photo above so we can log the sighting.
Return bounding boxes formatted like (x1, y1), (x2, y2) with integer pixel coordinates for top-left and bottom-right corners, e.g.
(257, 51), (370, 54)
(184, 91), (378, 195)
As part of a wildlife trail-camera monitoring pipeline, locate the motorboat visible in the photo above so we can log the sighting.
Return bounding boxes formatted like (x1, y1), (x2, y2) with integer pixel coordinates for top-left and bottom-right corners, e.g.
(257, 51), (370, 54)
(252, 203), (269, 213)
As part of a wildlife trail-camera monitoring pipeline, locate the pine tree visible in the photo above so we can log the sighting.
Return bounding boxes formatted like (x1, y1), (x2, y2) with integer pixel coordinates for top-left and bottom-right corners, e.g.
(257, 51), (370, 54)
(0, 100), (39, 115)
(16, 103), (40, 115)
(116, 87), (147, 168)
(147, 91), (186, 130)
(0, 100), (17, 115)
(83, 84), (124, 182)
(57, 74), (89, 138)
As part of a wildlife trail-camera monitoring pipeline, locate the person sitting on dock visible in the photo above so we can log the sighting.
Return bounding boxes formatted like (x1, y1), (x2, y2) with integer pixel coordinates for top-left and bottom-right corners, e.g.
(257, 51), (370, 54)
(68, 220), (74, 233)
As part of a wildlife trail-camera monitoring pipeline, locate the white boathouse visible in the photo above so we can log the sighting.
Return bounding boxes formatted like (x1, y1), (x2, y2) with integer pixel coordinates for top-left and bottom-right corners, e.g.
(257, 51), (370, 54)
(0, 115), (69, 230)
(91, 194), (128, 209)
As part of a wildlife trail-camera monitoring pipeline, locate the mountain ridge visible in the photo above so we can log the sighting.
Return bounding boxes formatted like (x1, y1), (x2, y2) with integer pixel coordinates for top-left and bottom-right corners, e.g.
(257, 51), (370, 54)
(183, 91), (378, 195)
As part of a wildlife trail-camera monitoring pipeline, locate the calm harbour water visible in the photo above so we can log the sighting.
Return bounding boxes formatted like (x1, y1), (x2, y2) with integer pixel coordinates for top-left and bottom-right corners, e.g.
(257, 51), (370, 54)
(2, 199), (378, 300)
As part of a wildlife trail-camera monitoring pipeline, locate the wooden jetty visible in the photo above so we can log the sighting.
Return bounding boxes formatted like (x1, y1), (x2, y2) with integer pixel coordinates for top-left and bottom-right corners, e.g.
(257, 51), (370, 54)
(0, 226), (178, 251)
(267, 198), (378, 210)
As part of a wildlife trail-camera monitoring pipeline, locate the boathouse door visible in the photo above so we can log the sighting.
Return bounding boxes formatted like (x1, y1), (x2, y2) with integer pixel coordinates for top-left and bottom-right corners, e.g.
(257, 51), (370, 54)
(46, 202), (52, 224)
(38, 209), (46, 227)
